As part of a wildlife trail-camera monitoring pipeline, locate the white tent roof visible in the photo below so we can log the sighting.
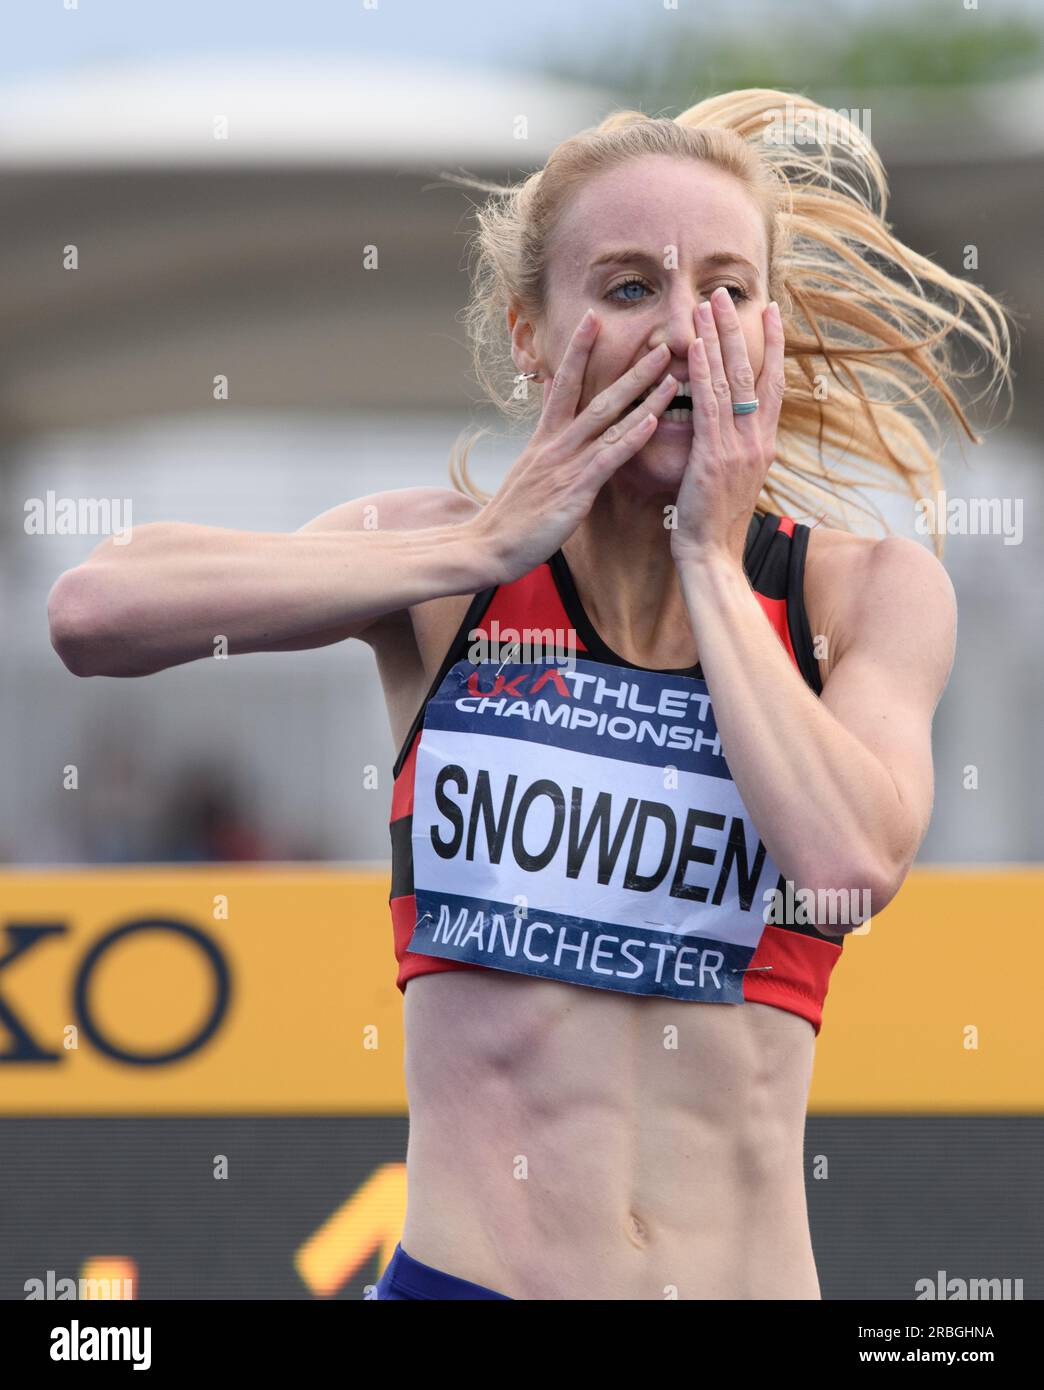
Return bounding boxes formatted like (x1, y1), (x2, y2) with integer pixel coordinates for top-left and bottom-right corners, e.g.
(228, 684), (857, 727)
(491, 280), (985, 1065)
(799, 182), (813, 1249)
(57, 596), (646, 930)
(0, 55), (614, 168)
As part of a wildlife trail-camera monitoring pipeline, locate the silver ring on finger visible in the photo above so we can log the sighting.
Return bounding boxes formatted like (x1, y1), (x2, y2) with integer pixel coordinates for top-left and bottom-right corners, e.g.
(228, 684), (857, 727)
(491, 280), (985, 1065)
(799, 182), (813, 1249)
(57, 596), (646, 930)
(731, 398), (760, 415)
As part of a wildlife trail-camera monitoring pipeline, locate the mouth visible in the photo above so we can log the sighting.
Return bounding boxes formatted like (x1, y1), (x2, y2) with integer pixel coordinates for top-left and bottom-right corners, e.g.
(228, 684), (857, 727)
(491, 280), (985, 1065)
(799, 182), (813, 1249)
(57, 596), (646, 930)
(616, 380), (693, 426)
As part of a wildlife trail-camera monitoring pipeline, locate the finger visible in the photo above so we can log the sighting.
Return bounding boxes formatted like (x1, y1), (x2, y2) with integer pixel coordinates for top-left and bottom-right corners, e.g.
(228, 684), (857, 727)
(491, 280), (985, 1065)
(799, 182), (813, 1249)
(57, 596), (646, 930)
(586, 408), (661, 483)
(560, 341), (671, 451)
(687, 337), (721, 456)
(709, 286), (759, 432)
(538, 309), (600, 434)
(589, 370), (677, 452)
(696, 297), (736, 433)
(754, 300), (786, 442)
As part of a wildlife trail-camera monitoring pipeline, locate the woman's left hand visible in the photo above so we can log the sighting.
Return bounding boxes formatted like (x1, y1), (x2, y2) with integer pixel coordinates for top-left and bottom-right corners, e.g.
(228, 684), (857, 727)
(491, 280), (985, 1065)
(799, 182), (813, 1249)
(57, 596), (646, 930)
(670, 288), (786, 565)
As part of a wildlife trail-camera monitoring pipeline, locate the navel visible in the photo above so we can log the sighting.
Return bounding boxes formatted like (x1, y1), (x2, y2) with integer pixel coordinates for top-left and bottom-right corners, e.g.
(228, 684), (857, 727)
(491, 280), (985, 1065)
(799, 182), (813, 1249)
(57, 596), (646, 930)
(626, 1211), (649, 1247)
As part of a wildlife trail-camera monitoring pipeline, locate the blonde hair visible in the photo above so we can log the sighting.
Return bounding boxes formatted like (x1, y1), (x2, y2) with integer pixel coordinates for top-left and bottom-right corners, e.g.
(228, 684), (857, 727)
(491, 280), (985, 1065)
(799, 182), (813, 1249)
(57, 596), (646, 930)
(444, 89), (1014, 552)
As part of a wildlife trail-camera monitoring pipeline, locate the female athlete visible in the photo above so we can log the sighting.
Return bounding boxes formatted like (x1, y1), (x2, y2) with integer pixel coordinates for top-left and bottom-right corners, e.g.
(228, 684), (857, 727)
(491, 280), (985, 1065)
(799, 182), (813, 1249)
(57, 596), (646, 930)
(48, 90), (1012, 1300)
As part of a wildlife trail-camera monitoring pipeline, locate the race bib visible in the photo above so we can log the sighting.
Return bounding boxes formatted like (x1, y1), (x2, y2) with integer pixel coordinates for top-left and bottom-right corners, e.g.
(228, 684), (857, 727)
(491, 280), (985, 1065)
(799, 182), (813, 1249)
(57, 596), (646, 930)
(408, 658), (778, 1003)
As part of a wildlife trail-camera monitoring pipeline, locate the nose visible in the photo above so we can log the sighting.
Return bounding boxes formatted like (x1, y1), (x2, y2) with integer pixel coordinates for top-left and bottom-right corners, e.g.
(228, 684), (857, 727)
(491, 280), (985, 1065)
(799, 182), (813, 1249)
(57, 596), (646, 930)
(648, 283), (707, 374)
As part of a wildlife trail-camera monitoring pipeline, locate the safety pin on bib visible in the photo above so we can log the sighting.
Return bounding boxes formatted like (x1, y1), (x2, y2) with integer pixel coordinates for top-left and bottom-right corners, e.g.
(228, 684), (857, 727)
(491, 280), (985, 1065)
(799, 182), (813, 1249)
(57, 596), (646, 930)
(645, 921), (775, 975)
(451, 642), (521, 690)
(494, 642), (521, 678)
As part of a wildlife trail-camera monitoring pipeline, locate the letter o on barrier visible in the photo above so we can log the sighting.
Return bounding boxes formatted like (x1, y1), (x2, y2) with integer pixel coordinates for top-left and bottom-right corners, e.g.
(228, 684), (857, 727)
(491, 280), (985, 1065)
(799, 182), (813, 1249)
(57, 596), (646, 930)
(74, 918), (231, 1065)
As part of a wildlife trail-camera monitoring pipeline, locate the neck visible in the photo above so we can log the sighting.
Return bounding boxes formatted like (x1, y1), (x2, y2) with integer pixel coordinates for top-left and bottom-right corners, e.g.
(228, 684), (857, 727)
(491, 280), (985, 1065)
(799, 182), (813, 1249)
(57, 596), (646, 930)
(561, 487), (696, 664)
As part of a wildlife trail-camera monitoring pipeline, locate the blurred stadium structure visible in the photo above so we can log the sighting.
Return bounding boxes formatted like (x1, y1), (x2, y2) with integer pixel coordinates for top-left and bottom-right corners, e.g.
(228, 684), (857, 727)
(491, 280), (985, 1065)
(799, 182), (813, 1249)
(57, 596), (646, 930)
(1, 52), (1042, 865)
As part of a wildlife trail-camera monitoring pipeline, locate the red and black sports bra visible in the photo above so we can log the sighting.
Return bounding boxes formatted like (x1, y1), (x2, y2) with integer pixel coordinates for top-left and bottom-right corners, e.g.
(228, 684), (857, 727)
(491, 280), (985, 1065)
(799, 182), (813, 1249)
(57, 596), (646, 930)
(388, 510), (844, 1035)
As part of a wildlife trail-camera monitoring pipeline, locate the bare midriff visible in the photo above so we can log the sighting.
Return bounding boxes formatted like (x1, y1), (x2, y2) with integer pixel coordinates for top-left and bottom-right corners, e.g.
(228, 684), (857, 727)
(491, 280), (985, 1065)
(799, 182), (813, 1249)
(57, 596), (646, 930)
(399, 968), (820, 1300)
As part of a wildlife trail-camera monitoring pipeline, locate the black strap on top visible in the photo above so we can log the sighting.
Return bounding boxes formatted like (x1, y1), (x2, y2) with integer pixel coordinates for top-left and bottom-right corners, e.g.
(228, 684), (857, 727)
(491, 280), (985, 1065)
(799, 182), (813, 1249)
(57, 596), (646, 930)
(786, 522), (823, 696)
(744, 510), (780, 587)
(390, 582), (498, 781)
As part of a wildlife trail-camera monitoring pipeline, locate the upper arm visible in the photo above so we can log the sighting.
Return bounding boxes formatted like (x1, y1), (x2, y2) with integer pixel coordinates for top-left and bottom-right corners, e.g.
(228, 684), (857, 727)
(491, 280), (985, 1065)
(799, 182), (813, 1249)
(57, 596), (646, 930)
(815, 534), (957, 874)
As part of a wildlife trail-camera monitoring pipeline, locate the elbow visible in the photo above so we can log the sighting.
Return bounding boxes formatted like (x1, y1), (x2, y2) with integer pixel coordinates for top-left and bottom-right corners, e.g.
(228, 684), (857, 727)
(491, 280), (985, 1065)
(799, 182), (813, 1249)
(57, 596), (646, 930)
(47, 567), (113, 677)
(863, 861), (909, 921)
(788, 858), (903, 936)
(847, 827), (924, 926)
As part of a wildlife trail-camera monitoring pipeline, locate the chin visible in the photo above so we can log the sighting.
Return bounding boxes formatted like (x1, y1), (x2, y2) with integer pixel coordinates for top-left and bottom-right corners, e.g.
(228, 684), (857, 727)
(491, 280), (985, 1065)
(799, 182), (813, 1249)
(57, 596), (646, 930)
(626, 430), (691, 490)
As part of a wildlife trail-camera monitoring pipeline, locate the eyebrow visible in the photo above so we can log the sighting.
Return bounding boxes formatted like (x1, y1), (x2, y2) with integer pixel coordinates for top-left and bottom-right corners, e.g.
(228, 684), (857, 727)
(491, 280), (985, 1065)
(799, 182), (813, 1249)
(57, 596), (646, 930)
(587, 247), (761, 278)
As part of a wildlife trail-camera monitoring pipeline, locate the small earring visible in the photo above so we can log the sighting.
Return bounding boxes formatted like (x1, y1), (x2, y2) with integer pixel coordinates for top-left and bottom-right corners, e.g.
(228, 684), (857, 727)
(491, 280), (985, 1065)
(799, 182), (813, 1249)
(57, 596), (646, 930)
(514, 370), (542, 383)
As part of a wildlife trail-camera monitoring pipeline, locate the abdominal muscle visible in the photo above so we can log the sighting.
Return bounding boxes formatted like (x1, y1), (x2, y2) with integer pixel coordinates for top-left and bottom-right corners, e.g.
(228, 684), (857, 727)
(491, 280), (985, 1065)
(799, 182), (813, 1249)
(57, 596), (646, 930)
(399, 967), (821, 1300)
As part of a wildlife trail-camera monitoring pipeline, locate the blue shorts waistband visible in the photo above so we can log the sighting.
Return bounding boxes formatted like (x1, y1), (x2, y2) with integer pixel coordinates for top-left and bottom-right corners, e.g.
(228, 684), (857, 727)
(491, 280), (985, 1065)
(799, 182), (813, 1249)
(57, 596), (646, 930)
(377, 1243), (513, 1300)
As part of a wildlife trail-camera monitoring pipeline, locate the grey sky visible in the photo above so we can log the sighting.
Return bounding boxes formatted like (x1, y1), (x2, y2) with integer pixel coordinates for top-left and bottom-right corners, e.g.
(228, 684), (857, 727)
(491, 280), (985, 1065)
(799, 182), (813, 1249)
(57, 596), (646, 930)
(8, 0), (1038, 82)
(7, 0), (638, 79)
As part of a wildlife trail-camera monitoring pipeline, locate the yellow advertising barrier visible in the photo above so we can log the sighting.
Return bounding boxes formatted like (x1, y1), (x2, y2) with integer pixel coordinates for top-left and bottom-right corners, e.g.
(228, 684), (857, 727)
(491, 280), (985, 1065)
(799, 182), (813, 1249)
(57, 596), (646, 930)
(1, 864), (1041, 1114)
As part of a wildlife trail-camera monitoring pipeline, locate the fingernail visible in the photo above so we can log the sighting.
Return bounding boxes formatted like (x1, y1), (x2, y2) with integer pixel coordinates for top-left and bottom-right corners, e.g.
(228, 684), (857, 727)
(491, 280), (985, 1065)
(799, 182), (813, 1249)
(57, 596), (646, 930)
(698, 301), (713, 320)
(712, 286), (730, 305)
(768, 301), (780, 318)
(581, 308), (595, 327)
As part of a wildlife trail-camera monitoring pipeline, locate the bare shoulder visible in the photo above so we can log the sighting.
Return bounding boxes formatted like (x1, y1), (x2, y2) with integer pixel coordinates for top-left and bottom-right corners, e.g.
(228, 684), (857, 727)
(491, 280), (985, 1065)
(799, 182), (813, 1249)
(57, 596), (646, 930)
(297, 485), (483, 535)
(803, 523), (956, 688)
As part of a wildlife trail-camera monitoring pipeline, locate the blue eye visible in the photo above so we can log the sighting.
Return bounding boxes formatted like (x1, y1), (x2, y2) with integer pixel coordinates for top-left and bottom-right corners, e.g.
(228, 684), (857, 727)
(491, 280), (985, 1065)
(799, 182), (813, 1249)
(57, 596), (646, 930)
(606, 277), (750, 307)
(606, 276), (651, 305)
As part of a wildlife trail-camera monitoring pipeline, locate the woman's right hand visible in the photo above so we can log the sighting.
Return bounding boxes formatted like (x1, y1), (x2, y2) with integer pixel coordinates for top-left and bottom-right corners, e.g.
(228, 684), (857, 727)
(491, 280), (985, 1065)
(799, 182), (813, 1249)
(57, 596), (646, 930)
(466, 311), (678, 585)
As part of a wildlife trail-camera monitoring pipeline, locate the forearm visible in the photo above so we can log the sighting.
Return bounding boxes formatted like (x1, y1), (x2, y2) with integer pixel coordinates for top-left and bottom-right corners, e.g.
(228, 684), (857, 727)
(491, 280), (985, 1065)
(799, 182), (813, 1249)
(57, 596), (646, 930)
(48, 520), (486, 677)
(679, 553), (909, 907)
